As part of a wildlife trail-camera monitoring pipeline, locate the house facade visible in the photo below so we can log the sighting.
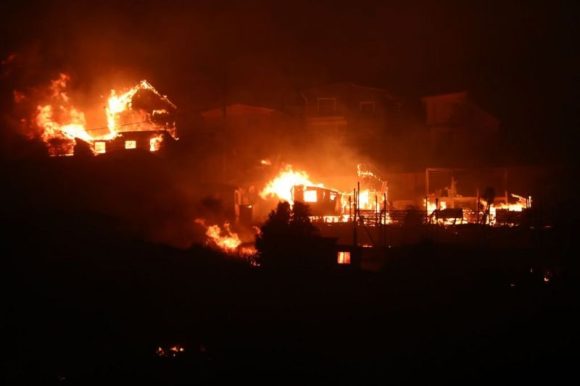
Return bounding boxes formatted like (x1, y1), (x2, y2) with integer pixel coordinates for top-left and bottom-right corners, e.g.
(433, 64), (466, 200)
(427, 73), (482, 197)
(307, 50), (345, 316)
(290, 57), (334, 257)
(300, 82), (402, 152)
(422, 92), (500, 165)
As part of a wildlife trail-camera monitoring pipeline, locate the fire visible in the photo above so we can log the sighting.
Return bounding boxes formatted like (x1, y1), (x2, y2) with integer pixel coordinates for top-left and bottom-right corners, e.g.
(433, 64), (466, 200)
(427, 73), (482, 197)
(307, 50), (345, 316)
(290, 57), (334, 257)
(260, 165), (391, 224)
(358, 189), (371, 209)
(94, 141), (106, 154)
(260, 165), (322, 204)
(105, 80), (162, 137)
(424, 192), (531, 225)
(355, 163), (389, 211)
(149, 134), (164, 152)
(34, 74), (93, 156)
(337, 251), (351, 265)
(491, 202), (527, 213)
(357, 163), (385, 183)
(425, 199), (447, 215)
(426, 199), (437, 215)
(106, 89), (134, 138)
(488, 194), (532, 225)
(206, 223), (241, 252)
(351, 189), (388, 211)
(28, 74), (177, 156)
(156, 344), (185, 358)
(303, 189), (318, 203)
(195, 219), (256, 256)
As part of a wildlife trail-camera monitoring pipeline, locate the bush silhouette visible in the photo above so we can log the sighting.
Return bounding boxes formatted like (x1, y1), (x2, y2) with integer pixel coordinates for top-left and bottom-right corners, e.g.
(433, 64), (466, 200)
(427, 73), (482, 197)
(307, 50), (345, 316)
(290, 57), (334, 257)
(256, 201), (325, 268)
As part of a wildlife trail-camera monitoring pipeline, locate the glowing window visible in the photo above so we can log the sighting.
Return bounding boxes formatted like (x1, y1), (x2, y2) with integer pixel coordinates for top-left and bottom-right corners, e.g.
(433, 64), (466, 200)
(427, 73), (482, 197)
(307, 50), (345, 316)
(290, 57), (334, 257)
(337, 251), (351, 265)
(304, 190), (318, 203)
(124, 140), (137, 149)
(149, 135), (163, 152)
(94, 141), (106, 154)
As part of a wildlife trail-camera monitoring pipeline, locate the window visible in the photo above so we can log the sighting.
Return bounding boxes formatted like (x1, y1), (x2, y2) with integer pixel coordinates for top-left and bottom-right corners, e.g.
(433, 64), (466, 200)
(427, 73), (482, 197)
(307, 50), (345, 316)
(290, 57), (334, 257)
(337, 251), (351, 265)
(304, 189), (318, 203)
(124, 140), (137, 149)
(94, 141), (106, 154)
(149, 135), (163, 152)
(359, 101), (376, 114)
(317, 97), (337, 114)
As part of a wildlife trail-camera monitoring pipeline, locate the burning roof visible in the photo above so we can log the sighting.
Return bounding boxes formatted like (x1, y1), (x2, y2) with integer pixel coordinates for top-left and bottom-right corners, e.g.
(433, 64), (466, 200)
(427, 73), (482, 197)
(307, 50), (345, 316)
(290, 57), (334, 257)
(23, 73), (177, 156)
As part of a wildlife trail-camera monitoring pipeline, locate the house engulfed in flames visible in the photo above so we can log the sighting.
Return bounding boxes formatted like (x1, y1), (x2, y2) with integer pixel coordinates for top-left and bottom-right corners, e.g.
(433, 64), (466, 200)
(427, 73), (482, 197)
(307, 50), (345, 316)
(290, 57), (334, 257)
(254, 164), (390, 225)
(254, 164), (532, 228)
(32, 74), (177, 156)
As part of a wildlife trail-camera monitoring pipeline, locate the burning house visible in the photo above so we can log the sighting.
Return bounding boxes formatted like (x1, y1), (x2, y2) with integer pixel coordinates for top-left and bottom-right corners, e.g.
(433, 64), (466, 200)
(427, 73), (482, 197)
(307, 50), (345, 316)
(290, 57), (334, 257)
(246, 163), (537, 269)
(255, 164), (534, 229)
(18, 74), (538, 262)
(93, 80), (177, 155)
(257, 164), (389, 225)
(292, 185), (343, 217)
(28, 74), (178, 157)
(424, 167), (533, 226)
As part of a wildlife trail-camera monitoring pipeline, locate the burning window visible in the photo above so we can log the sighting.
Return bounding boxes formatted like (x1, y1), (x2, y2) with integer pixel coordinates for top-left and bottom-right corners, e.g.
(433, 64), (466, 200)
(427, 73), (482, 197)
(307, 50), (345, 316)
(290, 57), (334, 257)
(149, 134), (163, 152)
(94, 141), (106, 154)
(337, 251), (351, 265)
(124, 140), (136, 149)
(304, 189), (318, 203)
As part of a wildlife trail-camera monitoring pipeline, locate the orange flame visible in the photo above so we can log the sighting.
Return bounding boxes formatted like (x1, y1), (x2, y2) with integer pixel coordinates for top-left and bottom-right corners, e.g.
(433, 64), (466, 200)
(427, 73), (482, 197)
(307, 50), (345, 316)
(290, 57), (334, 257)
(260, 165), (391, 223)
(260, 165), (322, 204)
(34, 74), (93, 156)
(489, 196), (531, 225)
(206, 223), (241, 252)
(105, 80), (178, 140)
(105, 81), (146, 138)
(31, 74), (176, 156)
(149, 133), (164, 152)
(195, 219), (256, 256)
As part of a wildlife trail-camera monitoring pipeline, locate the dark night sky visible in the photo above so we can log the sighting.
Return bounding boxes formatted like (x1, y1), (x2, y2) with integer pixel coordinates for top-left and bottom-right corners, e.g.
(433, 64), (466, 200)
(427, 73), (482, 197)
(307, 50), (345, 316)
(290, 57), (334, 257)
(1, 0), (578, 162)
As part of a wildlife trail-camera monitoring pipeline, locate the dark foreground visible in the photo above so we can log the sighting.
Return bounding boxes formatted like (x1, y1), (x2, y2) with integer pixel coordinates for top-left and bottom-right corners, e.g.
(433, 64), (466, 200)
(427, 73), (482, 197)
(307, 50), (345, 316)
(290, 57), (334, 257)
(2, 151), (578, 385)
(2, 211), (578, 385)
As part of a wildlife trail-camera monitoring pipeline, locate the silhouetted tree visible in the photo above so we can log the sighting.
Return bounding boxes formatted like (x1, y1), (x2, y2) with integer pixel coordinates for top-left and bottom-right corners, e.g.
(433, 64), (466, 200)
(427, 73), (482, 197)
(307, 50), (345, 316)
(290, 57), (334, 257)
(255, 201), (322, 268)
(74, 139), (93, 158)
(403, 205), (425, 227)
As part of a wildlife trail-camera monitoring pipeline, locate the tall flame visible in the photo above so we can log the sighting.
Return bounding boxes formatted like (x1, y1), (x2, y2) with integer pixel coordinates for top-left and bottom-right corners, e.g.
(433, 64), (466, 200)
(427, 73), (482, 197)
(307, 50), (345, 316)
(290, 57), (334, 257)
(105, 80), (178, 139)
(34, 74), (93, 156)
(105, 82), (144, 137)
